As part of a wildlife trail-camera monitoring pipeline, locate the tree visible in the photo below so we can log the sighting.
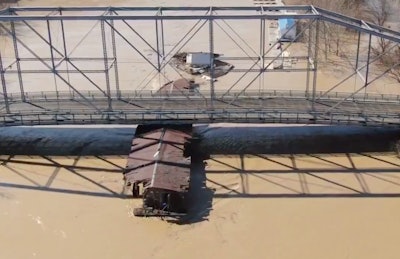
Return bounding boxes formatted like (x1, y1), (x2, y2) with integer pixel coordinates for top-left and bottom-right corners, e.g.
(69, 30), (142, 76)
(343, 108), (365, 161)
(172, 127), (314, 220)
(0, 0), (19, 9)
(366, 0), (391, 26)
(365, 0), (400, 82)
(304, 0), (366, 58)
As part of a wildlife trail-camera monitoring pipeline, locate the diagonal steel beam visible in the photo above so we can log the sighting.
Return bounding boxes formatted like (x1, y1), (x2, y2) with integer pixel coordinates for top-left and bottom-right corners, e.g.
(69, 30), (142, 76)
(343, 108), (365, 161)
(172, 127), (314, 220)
(214, 10), (259, 58)
(214, 19), (261, 69)
(135, 16), (209, 93)
(223, 18), (315, 104)
(112, 11), (159, 57)
(221, 17), (304, 97)
(18, 18), (108, 96)
(324, 62), (400, 114)
(317, 43), (400, 99)
(104, 20), (158, 71)
(157, 10), (210, 70)
(0, 23), (103, 112)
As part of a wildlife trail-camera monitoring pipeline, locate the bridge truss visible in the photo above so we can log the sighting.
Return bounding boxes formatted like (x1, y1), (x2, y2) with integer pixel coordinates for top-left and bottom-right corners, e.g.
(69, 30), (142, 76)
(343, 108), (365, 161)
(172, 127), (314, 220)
(0, 6), (400, 126)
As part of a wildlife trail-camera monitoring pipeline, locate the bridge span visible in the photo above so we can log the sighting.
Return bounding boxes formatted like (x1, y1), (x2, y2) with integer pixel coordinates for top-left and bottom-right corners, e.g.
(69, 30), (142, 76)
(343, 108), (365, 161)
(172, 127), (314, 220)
(1, 6), (400, 127)
(2, 90), (400, 126)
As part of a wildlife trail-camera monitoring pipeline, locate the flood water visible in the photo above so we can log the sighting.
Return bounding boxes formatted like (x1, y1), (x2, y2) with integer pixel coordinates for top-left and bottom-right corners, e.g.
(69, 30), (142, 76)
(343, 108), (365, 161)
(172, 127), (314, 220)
(2, 0), (400, 258)
(2, 124), (400, 259)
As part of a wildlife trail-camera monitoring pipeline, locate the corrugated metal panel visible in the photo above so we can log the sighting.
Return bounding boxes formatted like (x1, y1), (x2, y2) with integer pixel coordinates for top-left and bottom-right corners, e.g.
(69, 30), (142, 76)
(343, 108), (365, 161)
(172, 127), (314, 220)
(124, 125), (191, 193)
(125, 130), (160, 184)
(150, 129), (191, 192)
(156, 78), (192, 95)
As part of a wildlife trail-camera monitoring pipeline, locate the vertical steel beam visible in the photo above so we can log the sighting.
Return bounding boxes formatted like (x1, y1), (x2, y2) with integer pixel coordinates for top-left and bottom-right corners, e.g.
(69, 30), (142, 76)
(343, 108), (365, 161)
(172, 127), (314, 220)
(355, 31), (361, 70)
(110, 19), (120, 99)
(209, 14), (215, 112)
(46, 19), (60, 106)
(155, 9), (166, 71)
(155, 11), (164, 96)
(11, 21), (25, 101)
(101, 19), (112, 111)
(155, 14), (162, 95)
(363, 33), (372, 103)
(354, 30), (361, 92)
(0, 50), (10, 114)
(155, 17), (161, 72)
(160, 9), (166, 60)
(306, 20), (313, 99)
(259, 17), (265, 95)
(365, 34), (372, 86)
(59, 10), (68, 59)
(311, 20), (320, 112)
(59, 9), (72, 98)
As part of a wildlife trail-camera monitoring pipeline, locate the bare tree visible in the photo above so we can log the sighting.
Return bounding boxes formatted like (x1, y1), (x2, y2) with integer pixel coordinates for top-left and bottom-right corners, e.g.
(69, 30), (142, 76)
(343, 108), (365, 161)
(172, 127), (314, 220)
(0, 0), (19, 35)
(290, 0), (400, 81)
(1, 0), (19, 8)
(366, 0), (391, 26)
(365, 0), (400, 82)
(304, 0), (366, 58)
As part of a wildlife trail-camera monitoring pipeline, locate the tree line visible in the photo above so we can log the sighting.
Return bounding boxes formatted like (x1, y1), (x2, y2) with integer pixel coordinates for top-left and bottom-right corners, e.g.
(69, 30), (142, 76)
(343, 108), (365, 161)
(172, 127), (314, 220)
(304, 0), (400, 82)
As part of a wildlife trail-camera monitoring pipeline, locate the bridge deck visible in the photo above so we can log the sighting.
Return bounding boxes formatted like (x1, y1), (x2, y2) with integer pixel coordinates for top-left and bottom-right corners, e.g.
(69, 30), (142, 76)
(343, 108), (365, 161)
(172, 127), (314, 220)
(1, 91), (400, 127)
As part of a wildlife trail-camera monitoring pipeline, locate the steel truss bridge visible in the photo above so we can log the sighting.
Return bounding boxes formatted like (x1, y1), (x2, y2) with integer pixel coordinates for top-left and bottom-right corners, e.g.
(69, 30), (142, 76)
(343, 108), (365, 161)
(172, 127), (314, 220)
(0, 5), (400, 126)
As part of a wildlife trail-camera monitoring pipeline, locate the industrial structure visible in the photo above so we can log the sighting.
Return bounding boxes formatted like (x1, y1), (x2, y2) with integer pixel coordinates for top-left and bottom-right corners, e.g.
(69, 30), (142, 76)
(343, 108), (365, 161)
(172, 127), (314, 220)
(0, 6), (400, 126)
(124, 124), (192, 217)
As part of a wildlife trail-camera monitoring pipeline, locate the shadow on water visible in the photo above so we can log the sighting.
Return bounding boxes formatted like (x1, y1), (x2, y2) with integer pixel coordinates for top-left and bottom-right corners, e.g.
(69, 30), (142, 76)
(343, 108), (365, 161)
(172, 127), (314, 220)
(0, 154), (127, 199)
(170, 157), (214, 224)
(1, 124), (400, 223)
(204, 152), (400, 199)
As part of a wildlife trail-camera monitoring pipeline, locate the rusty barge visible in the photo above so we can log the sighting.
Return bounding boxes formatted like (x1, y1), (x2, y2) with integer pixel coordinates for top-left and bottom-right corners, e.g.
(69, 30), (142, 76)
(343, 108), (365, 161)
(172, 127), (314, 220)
(124, 124), (192, 217)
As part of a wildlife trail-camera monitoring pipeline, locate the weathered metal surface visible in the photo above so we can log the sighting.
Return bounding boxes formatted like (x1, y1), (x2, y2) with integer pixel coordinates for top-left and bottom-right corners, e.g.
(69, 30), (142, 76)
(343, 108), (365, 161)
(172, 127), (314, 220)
(124, 124), (192, 216)
(156, 78), (194, 95)
(124, 124), (191, 193)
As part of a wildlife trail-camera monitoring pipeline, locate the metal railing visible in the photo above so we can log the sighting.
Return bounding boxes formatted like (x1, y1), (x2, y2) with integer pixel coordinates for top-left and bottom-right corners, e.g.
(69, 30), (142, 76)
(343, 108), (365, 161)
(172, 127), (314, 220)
(4, 89), (400, 103)
(1, 109), (399, 127)
(2, 90), (400, 127)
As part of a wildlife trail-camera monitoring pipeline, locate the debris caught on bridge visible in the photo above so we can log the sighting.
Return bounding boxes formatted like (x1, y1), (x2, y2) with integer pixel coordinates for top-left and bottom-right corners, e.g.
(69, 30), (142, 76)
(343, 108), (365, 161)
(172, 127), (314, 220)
(172, 52), (234, 80)
(156, 78), (199, 96)
(123, 124), (192, 218)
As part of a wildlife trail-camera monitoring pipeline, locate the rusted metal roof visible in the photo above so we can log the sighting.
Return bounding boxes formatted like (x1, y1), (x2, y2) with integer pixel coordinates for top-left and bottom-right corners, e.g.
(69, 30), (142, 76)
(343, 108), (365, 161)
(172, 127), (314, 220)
(156, 78), (193, 95)
(124, 125), (191, 193)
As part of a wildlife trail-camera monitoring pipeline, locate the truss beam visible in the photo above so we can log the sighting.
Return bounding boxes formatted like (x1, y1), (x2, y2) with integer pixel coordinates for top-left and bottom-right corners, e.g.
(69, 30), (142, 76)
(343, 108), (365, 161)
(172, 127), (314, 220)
(0, 6), (399, 126)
